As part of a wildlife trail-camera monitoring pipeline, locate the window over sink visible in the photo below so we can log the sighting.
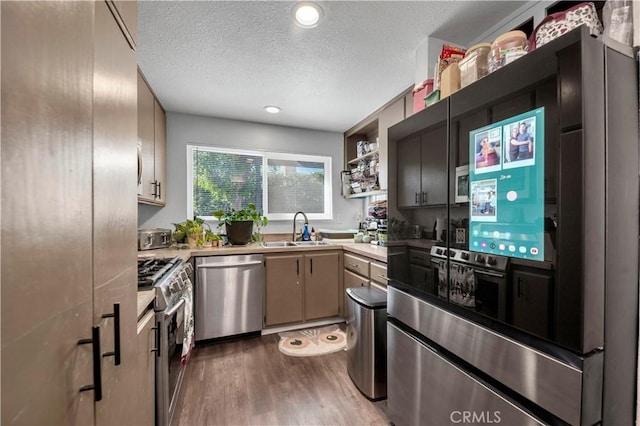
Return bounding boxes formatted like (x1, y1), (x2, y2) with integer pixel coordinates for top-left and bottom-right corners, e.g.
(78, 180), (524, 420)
(187, 145), (332, 221)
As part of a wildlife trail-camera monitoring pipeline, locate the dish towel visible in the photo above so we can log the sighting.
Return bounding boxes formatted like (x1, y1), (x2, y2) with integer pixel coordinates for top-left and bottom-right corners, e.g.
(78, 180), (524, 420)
(450, 264), (476, 308)
(181, 281), (194, 365)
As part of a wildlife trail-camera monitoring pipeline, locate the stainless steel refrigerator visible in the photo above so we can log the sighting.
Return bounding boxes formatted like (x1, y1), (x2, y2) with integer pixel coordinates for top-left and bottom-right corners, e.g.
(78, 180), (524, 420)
(386, 27), (638, 425)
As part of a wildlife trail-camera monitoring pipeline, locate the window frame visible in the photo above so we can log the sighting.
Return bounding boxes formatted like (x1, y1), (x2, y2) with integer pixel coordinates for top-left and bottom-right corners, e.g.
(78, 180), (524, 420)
(187, 145), (333, 221)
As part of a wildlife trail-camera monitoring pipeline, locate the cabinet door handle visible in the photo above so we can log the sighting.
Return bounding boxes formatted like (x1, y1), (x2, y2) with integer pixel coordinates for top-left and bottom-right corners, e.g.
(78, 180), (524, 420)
(422, 192), (427, 204)
(517, 277), (522, 298)
(296, 259), (299, 275)
(310, 258), (313, 274)
(157, 181), (162, 199)
(415, 192), (419, 204)
(151, 321), (161, 357)
(101, 303), (121, 365)
(78, 326), (102, 401)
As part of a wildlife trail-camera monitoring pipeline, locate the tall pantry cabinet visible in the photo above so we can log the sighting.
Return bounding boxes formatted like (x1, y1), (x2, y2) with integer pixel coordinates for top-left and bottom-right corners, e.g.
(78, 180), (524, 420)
(1, 1), (139, 425)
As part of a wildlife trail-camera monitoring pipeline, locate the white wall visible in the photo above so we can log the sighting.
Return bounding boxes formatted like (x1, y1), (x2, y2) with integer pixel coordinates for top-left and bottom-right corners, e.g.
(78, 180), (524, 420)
(138, 112), (363, 234)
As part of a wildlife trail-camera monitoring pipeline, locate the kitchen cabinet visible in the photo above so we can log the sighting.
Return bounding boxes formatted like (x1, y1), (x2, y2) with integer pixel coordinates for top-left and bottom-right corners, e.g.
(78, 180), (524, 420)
(420, 124), (447, 205)
(135, 310), (157, 426)
(110, 1), (137, 48)
(137, 71), (167, 206)
(408, 248), (434, 294)
(265, 254), (304, 326)
(343, 88), (411, 198)
(341, 251), (388, 316)
(511, 269), (553, 340)
(396, 100), (448, 208)
(304, 252), (341, 320)
(2, 2), (139, 424)
(264, 251), (341, 327)
(397, 136), (421, 207)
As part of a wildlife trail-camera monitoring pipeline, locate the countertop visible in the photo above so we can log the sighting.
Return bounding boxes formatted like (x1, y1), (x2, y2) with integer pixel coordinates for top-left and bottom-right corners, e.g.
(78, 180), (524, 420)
(137, 240), (389, 263)
(136, 242), (388, 307)
(137, 289), (155, 320)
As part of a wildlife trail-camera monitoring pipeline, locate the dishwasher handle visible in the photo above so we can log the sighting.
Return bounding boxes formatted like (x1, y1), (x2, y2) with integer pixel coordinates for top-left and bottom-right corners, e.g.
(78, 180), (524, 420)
(197, 260), (264, 269)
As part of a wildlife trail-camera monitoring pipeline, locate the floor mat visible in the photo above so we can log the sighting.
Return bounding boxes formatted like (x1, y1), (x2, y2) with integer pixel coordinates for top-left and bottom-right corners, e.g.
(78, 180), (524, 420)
(278, 325), (346, 357)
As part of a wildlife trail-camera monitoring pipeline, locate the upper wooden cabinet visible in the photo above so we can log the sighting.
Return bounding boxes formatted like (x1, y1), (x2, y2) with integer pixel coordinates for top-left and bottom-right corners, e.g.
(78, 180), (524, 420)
(109, 1), (137, 49)
(137, 71), (167, 206)
(343, 88), (411, 199)
(154, 99), (167, 204)
(396, 101), (448, 209)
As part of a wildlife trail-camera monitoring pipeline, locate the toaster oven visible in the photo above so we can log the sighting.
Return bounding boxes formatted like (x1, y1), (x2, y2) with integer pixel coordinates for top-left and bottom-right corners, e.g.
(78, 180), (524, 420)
(138, 228), (172, 250)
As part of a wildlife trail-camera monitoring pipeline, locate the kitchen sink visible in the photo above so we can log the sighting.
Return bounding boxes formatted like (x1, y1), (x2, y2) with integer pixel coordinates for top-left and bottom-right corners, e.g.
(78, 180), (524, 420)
(259, 241), (332, 248)
(260, 241), (298, 247)
(292, 241), (332, 246)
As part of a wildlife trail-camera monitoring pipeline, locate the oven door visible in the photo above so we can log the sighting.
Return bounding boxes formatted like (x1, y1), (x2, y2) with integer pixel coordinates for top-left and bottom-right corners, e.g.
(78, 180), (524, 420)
(157, 298), (187, 426)
(432, 259), (507, 322)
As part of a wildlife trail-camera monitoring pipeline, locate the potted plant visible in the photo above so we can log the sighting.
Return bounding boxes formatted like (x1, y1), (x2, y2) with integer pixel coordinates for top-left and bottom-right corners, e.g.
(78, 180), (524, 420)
(172, 218), (205, 247)
(204, 230), (223, 247)
(212, 203), (268, 245)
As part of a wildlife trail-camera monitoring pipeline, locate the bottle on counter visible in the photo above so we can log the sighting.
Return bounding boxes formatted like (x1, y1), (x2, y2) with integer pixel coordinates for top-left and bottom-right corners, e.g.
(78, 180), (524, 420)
(302, 224), (311, 241)
(311, 227), (316, 241)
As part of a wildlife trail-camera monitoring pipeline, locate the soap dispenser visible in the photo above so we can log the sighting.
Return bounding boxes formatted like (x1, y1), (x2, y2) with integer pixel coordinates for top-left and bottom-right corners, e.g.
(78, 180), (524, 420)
(302, 223), (311, 241)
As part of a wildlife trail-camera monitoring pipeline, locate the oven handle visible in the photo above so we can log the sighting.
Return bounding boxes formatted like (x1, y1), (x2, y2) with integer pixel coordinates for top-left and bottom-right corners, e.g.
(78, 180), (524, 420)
(151, 321), (161, 358)
(197, 260), (263, 268)
(474, 269), (506, 279)
(164, 298), (186, 318)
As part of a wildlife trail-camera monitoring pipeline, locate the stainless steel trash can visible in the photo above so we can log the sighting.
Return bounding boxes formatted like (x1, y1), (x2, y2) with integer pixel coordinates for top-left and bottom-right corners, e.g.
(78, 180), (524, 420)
(346, 286), (387, 400)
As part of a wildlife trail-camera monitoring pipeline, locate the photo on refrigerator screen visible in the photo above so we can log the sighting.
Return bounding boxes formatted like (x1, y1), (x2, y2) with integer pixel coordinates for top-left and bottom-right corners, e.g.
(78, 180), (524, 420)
(503, 117), (536, 168)
(473, 127), (502, 174)
(468, 107), (545, 262)
(470, 179), (497, 222)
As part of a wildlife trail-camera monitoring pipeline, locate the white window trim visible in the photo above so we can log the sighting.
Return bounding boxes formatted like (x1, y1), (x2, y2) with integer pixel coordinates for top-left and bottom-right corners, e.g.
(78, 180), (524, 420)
(265, 152), (332, 221)
(187, 144), (332, 221)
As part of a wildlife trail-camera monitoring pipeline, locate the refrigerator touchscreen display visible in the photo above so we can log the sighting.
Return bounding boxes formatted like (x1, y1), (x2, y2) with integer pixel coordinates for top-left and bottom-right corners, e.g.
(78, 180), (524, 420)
(468, 107), (545, 262)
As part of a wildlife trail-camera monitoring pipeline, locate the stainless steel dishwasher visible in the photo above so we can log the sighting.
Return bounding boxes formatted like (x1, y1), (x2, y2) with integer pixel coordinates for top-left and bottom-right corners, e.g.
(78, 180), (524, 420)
(195, 254), (264, 341)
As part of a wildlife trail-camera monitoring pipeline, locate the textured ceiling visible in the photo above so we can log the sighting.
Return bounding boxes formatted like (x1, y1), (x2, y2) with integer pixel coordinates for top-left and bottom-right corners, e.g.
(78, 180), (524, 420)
(137, 1), (525, 133)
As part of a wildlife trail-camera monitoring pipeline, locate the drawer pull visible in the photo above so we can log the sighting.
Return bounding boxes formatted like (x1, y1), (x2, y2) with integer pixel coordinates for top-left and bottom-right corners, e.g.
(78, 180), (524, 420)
(348, 263), (359, 268)
(377, 274), (389, 281)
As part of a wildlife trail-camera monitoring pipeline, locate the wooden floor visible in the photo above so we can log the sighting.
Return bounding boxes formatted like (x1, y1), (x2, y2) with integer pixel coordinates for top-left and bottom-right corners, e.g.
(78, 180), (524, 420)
(173, 333), (389, 426)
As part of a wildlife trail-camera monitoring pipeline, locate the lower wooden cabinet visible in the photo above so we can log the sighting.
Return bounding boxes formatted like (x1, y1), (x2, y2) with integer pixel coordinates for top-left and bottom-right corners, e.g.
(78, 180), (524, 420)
(304, 252), (340, 321)
(341, 252), (388, 316)
(264, 251), (341, 327)
(264, 254), (304, 326)
(511, 269), (554, 340)
(135, 310), (157, 426)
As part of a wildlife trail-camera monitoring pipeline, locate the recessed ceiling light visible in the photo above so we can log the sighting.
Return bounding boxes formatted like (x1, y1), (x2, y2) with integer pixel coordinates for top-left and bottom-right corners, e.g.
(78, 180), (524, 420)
(292, 2), (323, 28)
(264, 105), (281, 114)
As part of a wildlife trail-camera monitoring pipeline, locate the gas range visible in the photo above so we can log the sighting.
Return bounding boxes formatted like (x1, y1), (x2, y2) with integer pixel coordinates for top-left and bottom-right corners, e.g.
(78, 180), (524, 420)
(138, 256), (181, 288)
(138, 256), (193, 311)
(430, 246), (508, 271)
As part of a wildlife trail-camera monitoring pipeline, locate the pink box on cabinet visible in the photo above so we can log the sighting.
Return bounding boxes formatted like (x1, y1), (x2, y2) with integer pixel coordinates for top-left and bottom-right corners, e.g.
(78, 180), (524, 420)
(412, 79), (434, 113)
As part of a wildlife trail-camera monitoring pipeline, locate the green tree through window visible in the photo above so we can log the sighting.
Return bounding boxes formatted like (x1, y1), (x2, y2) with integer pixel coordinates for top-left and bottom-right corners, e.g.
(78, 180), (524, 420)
(193, 150), (263, 217)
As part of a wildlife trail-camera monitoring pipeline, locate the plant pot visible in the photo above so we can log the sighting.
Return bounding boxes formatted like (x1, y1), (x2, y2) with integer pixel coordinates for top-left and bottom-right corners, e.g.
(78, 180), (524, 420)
(187, 233), (200, 248)
(225, 221), (254, 245)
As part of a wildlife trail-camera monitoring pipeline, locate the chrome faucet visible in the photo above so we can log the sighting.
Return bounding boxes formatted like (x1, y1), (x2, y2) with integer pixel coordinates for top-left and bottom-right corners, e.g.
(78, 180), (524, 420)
(292, 211), (309, 241)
